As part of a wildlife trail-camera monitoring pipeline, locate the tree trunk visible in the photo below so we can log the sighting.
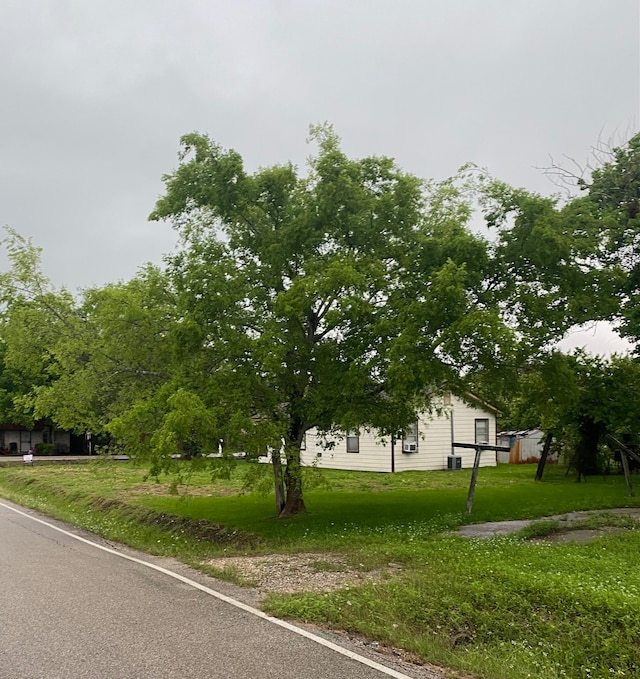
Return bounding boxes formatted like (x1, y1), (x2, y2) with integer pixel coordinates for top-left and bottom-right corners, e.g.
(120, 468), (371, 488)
(278, 447), (306, 517)
(576, 417), (604, 477)
(535, 432), (554, 481)
(271, 451), (286, 515)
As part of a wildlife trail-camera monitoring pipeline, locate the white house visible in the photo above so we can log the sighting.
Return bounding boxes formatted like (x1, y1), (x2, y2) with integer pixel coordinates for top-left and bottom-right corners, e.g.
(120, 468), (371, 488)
(0, 422), (72, 454)
(300, 393), (500, 472)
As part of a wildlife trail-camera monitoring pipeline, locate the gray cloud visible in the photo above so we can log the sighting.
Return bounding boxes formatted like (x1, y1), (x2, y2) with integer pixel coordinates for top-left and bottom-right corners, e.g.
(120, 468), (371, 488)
(1, 0), (638, 352)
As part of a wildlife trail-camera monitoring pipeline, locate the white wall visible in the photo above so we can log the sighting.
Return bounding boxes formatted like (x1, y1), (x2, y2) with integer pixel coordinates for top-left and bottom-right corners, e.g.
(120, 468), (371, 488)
(1, 429), (71, 453)
(301, 394), (498, 472)
(2, 430), (43, 453)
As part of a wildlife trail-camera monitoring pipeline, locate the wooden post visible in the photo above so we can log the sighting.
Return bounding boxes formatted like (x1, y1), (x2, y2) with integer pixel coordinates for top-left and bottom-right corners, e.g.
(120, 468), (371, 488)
(605, 434), (640, 498)
(453, 442), (510, 515)
(606, 433), (640, 465)
(535, 432), (553, 481)
(466, 446), (482, 515)
(620, 449), (635, 497)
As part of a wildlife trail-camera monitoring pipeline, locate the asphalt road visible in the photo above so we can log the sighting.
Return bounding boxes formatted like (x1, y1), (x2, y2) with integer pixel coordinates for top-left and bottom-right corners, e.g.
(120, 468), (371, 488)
(0, 500), (432, 679)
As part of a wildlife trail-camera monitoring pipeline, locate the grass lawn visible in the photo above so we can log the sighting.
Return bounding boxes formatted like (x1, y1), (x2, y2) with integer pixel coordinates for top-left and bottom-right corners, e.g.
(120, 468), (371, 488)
(1, 459), (639, 678)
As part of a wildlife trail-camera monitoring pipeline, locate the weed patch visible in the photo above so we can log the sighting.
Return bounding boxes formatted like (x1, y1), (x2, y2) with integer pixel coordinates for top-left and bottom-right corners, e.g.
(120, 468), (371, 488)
(89, 496), (258, 547)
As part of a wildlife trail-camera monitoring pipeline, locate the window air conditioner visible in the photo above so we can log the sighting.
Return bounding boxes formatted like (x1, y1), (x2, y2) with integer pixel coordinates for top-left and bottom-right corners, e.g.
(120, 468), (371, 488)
(403, 442), (418, 453)
(447, 455), (462, 470)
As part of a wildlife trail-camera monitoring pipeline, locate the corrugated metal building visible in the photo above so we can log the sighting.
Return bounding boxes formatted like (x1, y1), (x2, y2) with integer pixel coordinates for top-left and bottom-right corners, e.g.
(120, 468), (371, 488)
(496, 429), (552, 463)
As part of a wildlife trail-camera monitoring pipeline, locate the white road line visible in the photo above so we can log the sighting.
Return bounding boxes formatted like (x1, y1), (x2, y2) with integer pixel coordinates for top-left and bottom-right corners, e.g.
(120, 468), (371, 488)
(0, 501), (416, 679)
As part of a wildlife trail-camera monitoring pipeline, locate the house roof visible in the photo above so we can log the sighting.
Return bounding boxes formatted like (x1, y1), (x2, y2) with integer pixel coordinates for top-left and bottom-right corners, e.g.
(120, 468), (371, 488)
(497, 429), (543, 438)
(462, 391), (502, 416)
(421, 386), (502, 415)
(0, 420), (48, 432)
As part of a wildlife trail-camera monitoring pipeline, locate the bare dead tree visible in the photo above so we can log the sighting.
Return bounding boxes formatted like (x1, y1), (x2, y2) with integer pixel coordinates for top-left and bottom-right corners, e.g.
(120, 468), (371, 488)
(536, 126), (638, 200)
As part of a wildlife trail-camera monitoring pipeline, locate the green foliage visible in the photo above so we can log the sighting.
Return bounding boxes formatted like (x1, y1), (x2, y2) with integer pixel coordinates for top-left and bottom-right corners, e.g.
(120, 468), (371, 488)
(34, 442), (55, 455)
(507, 351), (640, 474)
(0, 227), (49, 310)
(0, 258), (177, 435)
(480, 181), (614, 353)
(0, 227), (80, 427)
(583, 133), (640, 348)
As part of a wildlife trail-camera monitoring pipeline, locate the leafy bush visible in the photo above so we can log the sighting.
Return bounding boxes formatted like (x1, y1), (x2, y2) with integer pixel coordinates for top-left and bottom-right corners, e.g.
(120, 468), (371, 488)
(35, 443), (55, 455)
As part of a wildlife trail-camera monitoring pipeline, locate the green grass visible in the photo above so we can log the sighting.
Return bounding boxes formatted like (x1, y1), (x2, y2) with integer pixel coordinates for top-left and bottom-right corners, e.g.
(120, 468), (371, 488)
(262, 531), (640, 679)
(0, 459), (639, 678)
(134, 463), (640, 550)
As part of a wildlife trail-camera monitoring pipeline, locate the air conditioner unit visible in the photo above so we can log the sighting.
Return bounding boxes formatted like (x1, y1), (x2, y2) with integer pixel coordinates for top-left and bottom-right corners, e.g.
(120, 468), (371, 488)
(447, 455), (462, 470)
(403, 442), (418, 453)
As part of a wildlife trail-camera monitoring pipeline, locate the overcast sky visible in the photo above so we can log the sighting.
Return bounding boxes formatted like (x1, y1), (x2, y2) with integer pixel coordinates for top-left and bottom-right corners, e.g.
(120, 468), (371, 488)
(1, 0), (638, 352)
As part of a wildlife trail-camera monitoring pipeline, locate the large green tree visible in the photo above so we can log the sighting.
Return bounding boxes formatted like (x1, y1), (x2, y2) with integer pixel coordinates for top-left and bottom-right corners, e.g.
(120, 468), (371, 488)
(28, 267), (176, 435)
(480, 180), (618, 354)
(481, 132), (640, 476)
(150, 126), (515, 516)
(0, 227), (78, 427)
(0, 227), (176, 439)
(580, 133), (640, 347)
(507, 350), (640, 476)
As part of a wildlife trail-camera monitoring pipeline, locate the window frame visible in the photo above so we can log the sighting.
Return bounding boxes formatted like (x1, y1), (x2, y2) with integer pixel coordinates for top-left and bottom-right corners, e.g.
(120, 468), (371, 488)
(346, 430), (360, 454)
(402, 421), (419, 453)
(475, 418), (490, 445)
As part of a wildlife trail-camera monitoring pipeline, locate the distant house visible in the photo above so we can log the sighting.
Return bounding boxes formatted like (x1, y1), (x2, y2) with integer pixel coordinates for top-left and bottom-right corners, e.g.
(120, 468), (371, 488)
(0, 422), (76, 455)
(299, 393), (500, 472)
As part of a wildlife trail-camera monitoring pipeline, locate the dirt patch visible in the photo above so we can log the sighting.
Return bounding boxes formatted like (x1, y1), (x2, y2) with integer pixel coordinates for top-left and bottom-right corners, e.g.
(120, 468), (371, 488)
(532, 527), (628, 544)
(205, 552), (393, 593)
(125, 484), (238, 498)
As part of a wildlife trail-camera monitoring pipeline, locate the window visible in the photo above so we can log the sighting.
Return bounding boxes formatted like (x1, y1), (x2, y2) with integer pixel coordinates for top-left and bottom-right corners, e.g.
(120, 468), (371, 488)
(300, 434), (306, 451)
(402, 421), (419, 453)
(346, 430), (359, 453)
(475, 418), (490, 445)
(20, 431), (31, 452)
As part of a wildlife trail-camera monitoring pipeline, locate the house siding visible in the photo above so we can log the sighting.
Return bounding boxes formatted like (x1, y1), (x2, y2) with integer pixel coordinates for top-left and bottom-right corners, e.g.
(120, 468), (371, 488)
(304, 430), (394, 472)
(301, 395), (498, 472)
